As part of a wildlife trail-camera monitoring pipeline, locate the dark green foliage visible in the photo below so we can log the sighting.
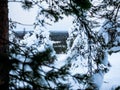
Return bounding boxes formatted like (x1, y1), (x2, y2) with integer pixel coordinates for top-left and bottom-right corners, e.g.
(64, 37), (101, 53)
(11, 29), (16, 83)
(73, 73), (90, 87)
(72, 0), (92, 10)
(46, 70), (59, 80)
(74, 74), (89, 81)
(31, 48), (54, 65)
(22, 0), (33, 10)
(57, 83), (70, 90)
(8, 0), (120, 89)
(114, 86), (120, 90)
(38, 0), (92, 24)
(9, 41), (56, 89)
(41, 9), (63, 22)
(14, 87), (32, 90)
(29, 48), (55, 80)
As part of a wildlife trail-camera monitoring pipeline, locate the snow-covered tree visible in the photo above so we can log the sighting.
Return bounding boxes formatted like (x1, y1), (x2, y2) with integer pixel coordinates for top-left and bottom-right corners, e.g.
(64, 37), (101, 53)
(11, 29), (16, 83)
(43, 0), (120, 89)
(8, 0), (93, 89)
(2, 0), (119, 89)
(9, 27), (57, 89)
(63, 0), (120, 89)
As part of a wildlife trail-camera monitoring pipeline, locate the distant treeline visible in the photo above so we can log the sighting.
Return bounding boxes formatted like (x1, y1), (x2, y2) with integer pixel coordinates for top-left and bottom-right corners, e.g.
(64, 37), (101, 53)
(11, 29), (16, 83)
(13, 31), (69, 54)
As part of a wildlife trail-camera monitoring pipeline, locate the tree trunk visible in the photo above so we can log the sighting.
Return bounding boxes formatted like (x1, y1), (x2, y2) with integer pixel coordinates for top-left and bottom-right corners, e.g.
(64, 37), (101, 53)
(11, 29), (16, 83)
(0, 0), (9, 90)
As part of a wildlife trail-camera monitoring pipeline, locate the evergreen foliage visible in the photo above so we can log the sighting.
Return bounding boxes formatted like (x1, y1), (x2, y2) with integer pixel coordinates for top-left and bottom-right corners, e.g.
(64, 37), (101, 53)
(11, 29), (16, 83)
(8, 0), (120, 89)
(9, 29), (56, 89)
(22, 0), (33, 10)
(72, 0), (92, 10)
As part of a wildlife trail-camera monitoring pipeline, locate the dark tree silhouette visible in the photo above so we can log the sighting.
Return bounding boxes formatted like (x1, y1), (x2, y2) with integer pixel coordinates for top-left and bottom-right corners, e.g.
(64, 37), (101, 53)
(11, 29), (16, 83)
(0, 0), (9, 90)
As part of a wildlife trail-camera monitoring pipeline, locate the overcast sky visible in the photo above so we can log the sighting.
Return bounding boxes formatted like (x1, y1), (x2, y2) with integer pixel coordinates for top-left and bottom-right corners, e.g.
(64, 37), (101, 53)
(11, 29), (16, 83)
(8, 2), (73, 31)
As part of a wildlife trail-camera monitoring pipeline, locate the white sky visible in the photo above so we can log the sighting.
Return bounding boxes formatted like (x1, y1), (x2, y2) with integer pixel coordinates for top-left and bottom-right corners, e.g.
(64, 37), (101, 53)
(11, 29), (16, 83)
(8, 2), (73, 31)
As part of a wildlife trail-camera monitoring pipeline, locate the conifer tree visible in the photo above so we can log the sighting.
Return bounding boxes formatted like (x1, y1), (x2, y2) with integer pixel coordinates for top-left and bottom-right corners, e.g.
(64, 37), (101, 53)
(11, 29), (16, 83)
(2, 0), (120, 89)
(8, 0), (92, 89)
(0, 0), (9, 89)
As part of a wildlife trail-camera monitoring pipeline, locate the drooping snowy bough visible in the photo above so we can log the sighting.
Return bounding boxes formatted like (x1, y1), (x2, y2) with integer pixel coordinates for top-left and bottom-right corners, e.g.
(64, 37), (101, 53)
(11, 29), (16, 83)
(9, 0), (120, 89)
(46, 0), (120, 89)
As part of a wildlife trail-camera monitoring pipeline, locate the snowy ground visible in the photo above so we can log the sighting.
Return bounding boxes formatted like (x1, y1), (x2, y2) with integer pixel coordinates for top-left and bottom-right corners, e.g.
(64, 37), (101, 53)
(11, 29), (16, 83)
(57, 53), (120, 90)
(100, 53), (120, 90)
